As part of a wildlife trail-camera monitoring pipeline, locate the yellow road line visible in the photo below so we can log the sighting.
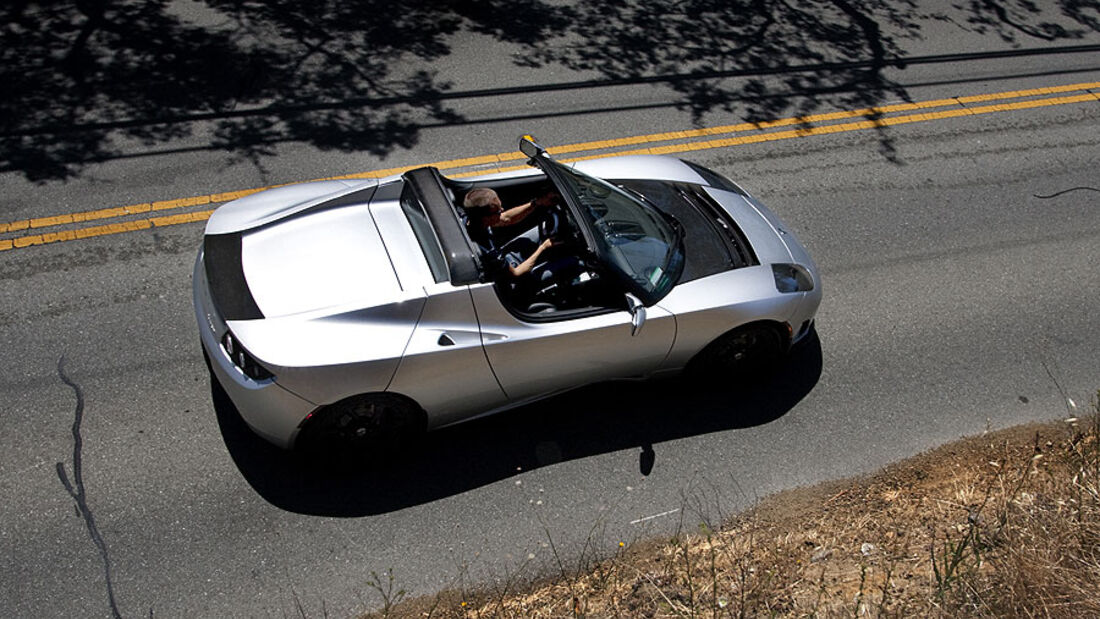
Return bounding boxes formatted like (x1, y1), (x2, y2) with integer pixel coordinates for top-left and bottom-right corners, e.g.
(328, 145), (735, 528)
(0, 210), (214, 251)
(495, 82), (1100, 158)
(0, 190), (255, 234)
(449, 91), (1098, 176)
(2, 82), (1097, 251)
(4, 80), (1098, 236)
(553, 92), (1099, 162)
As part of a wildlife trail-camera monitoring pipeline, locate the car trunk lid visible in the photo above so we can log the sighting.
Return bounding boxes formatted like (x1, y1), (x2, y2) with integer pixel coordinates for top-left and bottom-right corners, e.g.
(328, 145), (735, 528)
(239, 204), (402, 318)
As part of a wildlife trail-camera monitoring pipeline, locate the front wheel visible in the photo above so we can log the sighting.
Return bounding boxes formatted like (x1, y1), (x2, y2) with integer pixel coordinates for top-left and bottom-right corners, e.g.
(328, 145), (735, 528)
(688, 325), (785, 380)
(296, 393), (423, 460)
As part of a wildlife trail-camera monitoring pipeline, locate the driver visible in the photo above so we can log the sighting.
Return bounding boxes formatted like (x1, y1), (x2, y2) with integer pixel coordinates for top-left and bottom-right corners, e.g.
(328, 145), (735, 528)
(462, 187), (561, 278)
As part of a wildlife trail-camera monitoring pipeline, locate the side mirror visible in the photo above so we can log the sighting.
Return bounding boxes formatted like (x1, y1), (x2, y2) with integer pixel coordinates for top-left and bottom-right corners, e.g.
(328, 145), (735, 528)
(625, 293), (646, 336)
(519, 134), (543, 159)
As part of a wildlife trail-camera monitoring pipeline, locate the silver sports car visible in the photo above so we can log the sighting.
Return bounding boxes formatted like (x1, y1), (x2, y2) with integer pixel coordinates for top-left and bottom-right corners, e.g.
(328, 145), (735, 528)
(193, 137), (821, 451)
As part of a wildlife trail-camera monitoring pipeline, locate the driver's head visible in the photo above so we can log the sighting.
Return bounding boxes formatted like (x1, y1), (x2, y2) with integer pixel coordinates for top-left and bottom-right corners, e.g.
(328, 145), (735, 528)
(463, 188), (503, 226)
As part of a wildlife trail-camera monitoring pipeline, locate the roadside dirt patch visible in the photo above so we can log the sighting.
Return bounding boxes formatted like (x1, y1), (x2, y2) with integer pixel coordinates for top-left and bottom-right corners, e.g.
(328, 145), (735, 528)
(366, 410), (1100, 618)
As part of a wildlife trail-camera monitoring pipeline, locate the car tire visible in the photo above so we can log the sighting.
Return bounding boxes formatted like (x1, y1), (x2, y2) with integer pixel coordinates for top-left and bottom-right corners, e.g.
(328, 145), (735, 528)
(296, 393), (424, 460)
(688, 324), (786, 381)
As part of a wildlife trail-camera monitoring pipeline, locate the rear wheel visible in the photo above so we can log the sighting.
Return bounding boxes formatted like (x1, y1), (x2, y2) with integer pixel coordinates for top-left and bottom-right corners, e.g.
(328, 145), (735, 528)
(689, 324), (785, 380)
(296, 393), (423, 460)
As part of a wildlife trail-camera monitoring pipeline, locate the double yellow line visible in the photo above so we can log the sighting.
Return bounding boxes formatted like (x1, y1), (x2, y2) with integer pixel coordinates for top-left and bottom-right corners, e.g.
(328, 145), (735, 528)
(3, 80), (1097, 253)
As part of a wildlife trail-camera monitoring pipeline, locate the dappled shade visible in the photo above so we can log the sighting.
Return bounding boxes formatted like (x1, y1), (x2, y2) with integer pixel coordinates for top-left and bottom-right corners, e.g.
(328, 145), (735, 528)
(1, 0), (1096, 181)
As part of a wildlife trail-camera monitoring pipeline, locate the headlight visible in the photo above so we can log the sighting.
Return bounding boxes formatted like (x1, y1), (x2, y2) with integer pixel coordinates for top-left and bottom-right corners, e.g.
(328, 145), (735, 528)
(221, 331), (274, 381)
(772, 264), (814, 293)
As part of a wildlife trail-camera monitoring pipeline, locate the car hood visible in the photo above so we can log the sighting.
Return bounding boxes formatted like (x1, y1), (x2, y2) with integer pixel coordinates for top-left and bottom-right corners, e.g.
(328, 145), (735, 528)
(704, 188), (795, 265)
(573, 156), (797, 264)
(572, 155), (702, 183)
(707, 187), (818, 273)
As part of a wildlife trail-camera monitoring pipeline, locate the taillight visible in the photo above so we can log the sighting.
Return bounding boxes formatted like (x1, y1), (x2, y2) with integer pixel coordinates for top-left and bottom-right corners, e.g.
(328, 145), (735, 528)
(221, 331), (273, 381)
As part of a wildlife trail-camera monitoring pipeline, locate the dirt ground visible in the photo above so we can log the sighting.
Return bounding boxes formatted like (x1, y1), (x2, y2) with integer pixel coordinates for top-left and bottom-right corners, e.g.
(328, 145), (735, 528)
(366, 408), (1100, 618)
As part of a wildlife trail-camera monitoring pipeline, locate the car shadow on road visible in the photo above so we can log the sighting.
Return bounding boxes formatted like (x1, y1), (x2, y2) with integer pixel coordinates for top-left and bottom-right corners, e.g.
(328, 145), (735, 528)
(212, 330), (823, 517)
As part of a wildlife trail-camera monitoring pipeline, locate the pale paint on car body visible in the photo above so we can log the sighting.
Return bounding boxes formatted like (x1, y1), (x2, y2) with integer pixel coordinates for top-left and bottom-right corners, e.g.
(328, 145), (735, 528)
(195, 155), (821, 448)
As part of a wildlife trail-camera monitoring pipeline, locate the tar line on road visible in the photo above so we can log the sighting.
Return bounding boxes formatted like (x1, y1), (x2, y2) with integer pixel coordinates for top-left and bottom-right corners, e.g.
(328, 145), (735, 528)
(2, 80), (1097, 253)
(55, 356), (124, 619)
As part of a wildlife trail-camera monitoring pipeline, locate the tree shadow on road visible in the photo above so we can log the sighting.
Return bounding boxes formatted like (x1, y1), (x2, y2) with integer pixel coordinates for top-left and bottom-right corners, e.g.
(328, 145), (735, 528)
(1, 0), (471, 181)
(3, 1), (1096, 183)
(212, 330), (824, 517)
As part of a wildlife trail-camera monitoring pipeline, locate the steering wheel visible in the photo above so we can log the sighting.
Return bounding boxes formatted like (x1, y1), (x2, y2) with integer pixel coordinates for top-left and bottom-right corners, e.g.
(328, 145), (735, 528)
(540, 201), (592, 252)
(538, 202), (562, 240)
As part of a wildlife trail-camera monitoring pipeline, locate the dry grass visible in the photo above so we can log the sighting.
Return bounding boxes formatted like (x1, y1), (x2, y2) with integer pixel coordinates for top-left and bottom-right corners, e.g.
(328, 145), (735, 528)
(364, 396), (1100, 618)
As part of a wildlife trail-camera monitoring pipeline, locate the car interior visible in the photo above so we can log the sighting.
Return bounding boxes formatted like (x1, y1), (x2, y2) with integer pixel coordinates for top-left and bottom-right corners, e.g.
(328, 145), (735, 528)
(440, 173), (626, 320)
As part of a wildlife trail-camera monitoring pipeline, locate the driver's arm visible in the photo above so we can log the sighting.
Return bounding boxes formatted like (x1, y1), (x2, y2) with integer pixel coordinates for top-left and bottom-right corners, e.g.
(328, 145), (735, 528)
(498, 199), (537, 226)
(507, 238), (554, 277)
(498, 192), (558, 226)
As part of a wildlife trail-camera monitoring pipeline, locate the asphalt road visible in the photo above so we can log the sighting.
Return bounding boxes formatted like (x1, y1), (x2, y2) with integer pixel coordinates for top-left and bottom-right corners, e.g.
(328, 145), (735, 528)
(2, 6), (1099, 618)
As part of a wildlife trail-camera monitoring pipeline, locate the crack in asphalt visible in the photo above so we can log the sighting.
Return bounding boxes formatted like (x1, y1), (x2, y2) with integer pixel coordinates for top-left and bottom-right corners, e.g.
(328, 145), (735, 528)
(1034, 186), (1100, 199)
(55, 356), (122, 619)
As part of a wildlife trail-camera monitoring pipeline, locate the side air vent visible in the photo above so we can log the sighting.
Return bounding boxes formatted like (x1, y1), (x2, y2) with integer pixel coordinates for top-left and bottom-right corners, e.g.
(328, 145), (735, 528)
(677, 184), (759, 269)
(203, 233), (264, 320)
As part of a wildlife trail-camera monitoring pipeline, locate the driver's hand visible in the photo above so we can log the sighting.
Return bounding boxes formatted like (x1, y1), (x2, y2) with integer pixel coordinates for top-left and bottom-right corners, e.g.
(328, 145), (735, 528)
(534, 192), (560, 208)
(538, 238), (554, 252)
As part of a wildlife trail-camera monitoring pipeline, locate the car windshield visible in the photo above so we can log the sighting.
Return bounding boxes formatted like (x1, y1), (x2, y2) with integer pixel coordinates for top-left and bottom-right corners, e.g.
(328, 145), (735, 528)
(546, 158), (685, 304)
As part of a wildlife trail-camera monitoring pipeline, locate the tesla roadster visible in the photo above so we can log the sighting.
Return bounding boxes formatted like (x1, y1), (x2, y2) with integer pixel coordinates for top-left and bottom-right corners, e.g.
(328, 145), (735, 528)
(193, 137), (821, 451)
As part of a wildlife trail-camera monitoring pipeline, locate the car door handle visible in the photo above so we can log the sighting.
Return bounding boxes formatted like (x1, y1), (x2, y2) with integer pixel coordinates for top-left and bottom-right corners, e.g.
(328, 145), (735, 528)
(435, 330), (484, 346)
(433, 329), (505, 347)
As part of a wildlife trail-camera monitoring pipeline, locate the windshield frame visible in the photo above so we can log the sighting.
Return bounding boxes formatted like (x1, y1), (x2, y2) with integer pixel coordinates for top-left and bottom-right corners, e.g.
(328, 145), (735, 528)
(529, 154), (685, 306)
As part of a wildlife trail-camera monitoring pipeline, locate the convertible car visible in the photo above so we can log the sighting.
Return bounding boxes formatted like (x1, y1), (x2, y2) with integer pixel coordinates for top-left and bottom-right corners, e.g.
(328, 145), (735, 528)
(194, 137), (821, 451)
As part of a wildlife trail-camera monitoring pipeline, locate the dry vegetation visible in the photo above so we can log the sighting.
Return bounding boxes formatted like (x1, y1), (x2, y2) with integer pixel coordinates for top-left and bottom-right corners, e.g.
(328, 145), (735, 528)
(365, 396), (1099, 618)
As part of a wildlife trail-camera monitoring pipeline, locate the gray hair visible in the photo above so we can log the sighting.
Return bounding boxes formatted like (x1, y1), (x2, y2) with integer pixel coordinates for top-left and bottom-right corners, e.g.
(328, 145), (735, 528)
(463, 187), (498, 210)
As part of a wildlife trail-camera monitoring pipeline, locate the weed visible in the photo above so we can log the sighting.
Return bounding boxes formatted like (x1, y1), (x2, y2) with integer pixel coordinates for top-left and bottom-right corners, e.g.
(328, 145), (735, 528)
(365, 570), (406, 618)
(358, 401), (1100, 618)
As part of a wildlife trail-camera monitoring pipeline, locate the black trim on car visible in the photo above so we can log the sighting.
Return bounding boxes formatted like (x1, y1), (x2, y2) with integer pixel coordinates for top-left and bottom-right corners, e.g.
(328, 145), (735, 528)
(402, 167), (482, 285)
(676, 183), (759, 268)
(311, 184), (377, 210)
(610, 179), (758, 281)
(203, 233), (264, 320)
(680, 159), (749, 196)
(399, 183), (451, 283)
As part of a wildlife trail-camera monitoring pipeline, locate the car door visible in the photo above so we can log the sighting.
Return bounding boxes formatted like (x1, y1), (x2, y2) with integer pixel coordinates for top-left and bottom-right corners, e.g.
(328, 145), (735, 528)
(387, 282), (510, 429)
(469, 283), (676, 403)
